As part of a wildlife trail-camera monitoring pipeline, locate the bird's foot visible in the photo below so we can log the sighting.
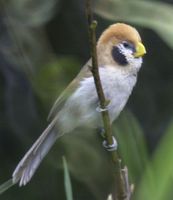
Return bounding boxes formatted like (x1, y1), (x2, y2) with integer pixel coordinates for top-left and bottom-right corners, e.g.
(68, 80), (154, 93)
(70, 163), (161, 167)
(102, 136), (118, 151)
(96, 105), (108, 112)
(98, 128), (118, 151)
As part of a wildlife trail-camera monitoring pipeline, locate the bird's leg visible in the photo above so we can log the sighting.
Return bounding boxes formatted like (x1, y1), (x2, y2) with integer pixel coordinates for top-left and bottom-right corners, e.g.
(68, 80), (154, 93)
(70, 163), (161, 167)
(97, 127), (118, 152)
(96, 99), (118, 152)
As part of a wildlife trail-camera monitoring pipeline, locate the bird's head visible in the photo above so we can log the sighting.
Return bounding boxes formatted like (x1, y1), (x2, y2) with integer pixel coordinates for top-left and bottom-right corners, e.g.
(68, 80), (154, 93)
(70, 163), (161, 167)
(97, 23), (146, 73)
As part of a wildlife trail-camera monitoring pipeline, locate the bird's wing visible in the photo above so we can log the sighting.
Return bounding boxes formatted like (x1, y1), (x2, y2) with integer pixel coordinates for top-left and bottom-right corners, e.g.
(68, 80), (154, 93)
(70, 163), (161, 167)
(47, 59), (92, 121)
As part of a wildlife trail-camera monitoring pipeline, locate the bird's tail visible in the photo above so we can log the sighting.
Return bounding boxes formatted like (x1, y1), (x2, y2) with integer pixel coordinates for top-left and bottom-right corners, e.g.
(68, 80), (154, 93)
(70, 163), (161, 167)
(12, 118), (58, 186)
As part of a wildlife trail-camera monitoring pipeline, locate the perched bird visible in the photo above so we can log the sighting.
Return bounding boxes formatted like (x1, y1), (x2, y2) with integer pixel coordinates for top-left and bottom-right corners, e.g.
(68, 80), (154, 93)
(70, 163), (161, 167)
(12, 23), (146, 186)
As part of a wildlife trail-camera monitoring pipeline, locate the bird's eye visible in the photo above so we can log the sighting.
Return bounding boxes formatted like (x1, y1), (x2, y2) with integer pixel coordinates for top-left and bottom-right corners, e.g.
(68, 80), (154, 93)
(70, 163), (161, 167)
(122, 41), (131, 48)
(121, 41), (135, 53)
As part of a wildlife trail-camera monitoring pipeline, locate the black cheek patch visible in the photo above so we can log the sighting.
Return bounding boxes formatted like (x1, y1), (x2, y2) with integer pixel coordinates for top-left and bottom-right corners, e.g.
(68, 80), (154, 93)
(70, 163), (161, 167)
(112, 46), (128, 66)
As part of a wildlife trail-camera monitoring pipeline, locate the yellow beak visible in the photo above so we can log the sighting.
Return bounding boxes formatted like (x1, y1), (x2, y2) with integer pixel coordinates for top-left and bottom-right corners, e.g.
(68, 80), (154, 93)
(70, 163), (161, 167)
(133, 42), (146, 58)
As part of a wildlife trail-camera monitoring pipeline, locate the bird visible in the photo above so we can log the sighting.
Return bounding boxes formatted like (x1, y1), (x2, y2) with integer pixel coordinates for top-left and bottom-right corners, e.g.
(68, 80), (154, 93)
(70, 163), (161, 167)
(12, 23), (146, 186)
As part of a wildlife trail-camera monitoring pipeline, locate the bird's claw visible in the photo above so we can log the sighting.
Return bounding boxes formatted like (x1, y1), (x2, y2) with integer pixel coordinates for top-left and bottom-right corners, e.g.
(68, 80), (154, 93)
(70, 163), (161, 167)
(96, 105), (108, 112)
(103, 136), (118, 151)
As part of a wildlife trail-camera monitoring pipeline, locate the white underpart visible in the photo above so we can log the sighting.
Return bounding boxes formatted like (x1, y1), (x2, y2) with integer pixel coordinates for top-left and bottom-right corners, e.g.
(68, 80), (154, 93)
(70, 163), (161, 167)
(58, 65), (139, 133)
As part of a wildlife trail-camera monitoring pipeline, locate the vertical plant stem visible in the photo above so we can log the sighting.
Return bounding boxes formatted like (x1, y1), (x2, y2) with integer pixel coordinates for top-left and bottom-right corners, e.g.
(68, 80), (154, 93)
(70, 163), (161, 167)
(85, 1), (131, 199)
(86, 0), (116, 162)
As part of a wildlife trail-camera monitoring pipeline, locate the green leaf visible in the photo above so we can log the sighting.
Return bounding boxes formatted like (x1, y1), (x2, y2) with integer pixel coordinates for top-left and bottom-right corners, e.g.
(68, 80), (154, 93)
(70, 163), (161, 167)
(135, 120), (173, 200)
(0, 179), (14, 195)
(63, 156), (73, 200)
(114, 110), (149, 182)
(95, 0), (173, 48)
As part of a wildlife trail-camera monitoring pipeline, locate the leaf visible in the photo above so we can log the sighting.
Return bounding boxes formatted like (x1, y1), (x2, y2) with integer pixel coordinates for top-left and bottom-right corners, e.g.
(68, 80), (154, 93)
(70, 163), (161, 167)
(114, 110), (149, 182)
(0, 179), (14, 195)
(135, 120), (173, 200)
(95, 0), (173, 48)
(63, 156), (73, 200)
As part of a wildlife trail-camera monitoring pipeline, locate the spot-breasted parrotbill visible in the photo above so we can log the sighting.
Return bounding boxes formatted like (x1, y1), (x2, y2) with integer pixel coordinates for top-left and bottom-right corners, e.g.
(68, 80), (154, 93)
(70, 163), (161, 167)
(12, 23), (146, 186)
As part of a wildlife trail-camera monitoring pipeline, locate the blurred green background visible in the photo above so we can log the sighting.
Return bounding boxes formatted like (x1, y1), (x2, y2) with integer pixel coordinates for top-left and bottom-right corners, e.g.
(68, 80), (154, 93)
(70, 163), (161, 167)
(1, 0), (173, 199)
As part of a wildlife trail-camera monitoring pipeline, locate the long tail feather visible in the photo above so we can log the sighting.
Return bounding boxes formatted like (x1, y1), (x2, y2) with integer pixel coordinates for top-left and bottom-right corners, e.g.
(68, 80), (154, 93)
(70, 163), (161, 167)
(12, 119), (58, 186)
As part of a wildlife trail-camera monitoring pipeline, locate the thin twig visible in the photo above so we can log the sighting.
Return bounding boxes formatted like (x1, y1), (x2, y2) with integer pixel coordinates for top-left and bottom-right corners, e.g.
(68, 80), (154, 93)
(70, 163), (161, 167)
(85, 1), (131, 200)
(86, 0), (116, 163)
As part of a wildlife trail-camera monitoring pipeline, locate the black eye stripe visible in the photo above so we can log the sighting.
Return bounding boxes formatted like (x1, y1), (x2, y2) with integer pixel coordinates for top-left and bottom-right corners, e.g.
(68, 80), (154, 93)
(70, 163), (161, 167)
(112, 46), (128, 66)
